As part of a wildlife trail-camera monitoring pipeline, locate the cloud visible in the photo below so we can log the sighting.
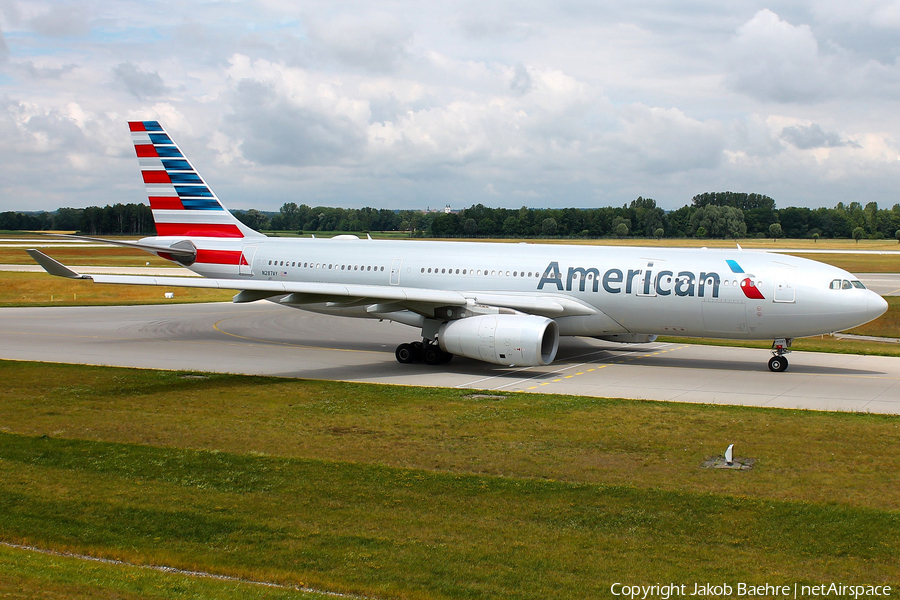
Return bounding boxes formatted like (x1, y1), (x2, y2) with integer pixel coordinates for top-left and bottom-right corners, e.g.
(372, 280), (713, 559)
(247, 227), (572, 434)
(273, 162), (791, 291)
(727, 9), (833, 103)
(610, 105), (726, 173)
(21, 61), (78, 79)
(509, 63), (532, 95)
(28, 4), (90, 37)
(0, 0), (20, 26)
(112, 63), (168, 99)
(456, 9), (540, 41)
(0, 26), (7, 62)
(227, 79), (367, 167)
(4, 3), (900, 212)
(780, 123), (859, 149)
(306, 14), (412, 73)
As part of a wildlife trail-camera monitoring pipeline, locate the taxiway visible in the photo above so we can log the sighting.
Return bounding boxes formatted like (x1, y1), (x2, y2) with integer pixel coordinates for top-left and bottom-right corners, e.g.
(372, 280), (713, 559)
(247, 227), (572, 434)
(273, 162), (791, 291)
(1, 302), (898, 414)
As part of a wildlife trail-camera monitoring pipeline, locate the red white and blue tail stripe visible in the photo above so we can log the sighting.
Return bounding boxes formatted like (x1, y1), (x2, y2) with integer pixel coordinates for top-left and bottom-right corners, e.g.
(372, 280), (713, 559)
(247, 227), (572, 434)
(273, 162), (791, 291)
(129, 121), (263, 239)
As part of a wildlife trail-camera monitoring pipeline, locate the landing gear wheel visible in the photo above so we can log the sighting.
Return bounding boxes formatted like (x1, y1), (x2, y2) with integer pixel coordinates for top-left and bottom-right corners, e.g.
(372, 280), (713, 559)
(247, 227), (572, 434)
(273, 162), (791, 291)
(768, 356), (788, 372)
(396, 343), (414, 364)
(411, 341), (425, 362)
(423, 346), (442, 365)
(423, 345), (453, 365)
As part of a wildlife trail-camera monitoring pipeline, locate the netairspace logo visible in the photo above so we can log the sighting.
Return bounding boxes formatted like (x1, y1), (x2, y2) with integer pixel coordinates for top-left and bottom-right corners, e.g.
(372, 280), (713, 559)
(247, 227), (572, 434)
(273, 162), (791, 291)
(610, 582), (892, 599)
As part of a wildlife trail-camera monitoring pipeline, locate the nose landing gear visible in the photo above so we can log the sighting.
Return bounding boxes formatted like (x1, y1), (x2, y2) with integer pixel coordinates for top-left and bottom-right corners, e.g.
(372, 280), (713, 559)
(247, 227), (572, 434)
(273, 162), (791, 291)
(768, 338), (792, 372)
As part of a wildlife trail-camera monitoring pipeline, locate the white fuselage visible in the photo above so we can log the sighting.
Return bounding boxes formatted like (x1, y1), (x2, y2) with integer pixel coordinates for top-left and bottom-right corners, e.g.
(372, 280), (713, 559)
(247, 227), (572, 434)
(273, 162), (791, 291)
(144, 236), (888, 341)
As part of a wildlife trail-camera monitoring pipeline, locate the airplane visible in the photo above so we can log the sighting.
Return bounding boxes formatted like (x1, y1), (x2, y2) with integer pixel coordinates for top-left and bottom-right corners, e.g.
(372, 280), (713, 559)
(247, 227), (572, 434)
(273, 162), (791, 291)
(28, 120), (889, 372)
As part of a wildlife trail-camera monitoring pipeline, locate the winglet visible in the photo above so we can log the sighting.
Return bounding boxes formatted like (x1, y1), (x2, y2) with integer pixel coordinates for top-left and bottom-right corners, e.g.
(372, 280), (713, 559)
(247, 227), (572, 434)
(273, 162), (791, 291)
(26, 249), (90, 279)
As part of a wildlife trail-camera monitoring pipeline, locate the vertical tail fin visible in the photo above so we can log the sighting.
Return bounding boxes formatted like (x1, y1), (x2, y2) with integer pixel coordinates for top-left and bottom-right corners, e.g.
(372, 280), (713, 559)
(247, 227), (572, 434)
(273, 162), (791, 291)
(128, 121), (264, 239)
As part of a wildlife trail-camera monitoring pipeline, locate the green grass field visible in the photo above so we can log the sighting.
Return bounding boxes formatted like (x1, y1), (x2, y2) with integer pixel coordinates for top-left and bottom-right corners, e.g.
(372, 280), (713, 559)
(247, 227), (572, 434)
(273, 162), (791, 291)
(0, 361), (898, 598)
(0, 245), (176, 267)
(0, 271), (235, 307)
(0, 544), (327, 599)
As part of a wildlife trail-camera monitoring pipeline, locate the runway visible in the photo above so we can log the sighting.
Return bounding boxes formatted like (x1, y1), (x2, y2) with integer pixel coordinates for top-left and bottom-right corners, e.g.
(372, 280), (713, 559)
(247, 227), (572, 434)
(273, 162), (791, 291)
(1, 302), (899, 414)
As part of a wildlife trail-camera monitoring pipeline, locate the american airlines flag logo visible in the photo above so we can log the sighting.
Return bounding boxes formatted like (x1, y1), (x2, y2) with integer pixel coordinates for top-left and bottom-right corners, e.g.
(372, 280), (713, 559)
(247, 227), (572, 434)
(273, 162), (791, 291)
(727, 259), (765, 300)
(129, 120), (243, 239)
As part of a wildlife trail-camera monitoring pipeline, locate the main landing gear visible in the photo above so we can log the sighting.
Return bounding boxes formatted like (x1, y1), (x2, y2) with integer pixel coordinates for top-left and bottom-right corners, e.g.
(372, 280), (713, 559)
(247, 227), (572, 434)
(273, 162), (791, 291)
(767, 338), (792, 372)
(395, 341), (453, 365)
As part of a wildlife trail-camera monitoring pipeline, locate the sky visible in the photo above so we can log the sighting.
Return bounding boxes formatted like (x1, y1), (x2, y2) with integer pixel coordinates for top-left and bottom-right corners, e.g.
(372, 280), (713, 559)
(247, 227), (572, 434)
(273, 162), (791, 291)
(2, 1), (900, 212)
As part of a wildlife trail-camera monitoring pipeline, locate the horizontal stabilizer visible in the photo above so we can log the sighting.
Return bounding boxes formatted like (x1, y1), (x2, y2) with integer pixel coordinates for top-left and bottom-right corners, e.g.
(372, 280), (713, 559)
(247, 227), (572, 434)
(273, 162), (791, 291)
(44, 234), (196, 260)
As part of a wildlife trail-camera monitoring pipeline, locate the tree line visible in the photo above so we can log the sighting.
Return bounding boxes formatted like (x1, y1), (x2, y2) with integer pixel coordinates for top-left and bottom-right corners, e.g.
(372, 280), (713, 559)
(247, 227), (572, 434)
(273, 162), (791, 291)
(3, 192), (900, 240)
(0, 203), (155, 236)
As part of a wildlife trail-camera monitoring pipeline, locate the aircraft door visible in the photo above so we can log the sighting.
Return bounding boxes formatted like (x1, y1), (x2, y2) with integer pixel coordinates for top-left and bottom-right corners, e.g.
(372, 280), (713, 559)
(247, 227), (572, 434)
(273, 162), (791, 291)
(240, 246), (257, 276)
(773, 269), (796, 303)
(390, 258), (402, 285)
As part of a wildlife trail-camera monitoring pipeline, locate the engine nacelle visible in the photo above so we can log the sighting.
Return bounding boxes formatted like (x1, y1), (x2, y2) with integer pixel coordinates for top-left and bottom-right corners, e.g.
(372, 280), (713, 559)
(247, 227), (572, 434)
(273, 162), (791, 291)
(438, 314), (559, 366)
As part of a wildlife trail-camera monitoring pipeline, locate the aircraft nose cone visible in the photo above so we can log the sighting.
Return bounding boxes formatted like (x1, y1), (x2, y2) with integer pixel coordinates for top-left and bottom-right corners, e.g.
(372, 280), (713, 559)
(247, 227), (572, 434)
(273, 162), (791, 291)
(868, 292), (888, 321)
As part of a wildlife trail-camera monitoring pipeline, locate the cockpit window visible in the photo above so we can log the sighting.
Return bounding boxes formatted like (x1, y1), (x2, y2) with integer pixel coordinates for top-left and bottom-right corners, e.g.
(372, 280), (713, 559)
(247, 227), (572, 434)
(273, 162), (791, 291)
(830, 279), (868, 290)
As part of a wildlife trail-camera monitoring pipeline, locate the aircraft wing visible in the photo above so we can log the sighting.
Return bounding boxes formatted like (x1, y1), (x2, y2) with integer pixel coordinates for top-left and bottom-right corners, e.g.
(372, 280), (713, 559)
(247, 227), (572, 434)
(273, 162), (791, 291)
(27, 249), (596, 317)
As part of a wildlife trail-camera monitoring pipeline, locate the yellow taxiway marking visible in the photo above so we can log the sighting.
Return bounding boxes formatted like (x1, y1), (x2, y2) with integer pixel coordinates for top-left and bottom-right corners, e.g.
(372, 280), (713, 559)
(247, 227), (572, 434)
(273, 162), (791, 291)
(519, 344), (694, 392)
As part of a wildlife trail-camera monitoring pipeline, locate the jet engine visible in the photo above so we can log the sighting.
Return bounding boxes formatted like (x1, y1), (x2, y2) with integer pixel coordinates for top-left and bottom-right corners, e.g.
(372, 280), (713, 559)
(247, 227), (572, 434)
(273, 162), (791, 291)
(438, 314), (559, 366)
